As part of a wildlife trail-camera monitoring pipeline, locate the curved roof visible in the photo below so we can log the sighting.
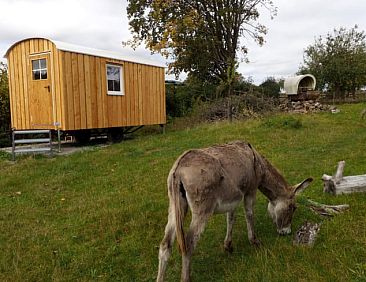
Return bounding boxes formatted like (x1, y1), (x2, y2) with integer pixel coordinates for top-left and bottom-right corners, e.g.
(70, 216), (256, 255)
(4, 37), (166, 68)
(284, 74), (316, 95)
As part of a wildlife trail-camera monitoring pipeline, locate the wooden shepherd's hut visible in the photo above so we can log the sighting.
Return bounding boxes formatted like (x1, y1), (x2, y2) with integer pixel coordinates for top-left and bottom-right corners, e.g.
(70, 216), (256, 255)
(4, 38), (166, 142)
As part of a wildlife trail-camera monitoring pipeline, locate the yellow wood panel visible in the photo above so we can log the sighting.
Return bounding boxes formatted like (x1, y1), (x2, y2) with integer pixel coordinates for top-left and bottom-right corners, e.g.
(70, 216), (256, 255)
(83, 55), (93, 128)
(88, 56), (98, 128)
(13, 45), (22, 128)
(63, 52), (75, 129)
(129, 62), (136, 125)
(77, 54), (87, 129)
(95, 57), (103, 128)
(71, 53), (81, 129)
(15, 45), (25, 128)
(22, 41), (30, 128)
(161, 68), (166, 123)
(52, 45), (63, 129)
(8, 52), (17, 128)
(58, 51), (67, 130)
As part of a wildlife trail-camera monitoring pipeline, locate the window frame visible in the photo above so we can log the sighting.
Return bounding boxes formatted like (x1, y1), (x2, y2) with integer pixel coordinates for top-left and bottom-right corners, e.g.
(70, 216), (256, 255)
(31, 58), (48, 81)
(106, 63), (125, 96)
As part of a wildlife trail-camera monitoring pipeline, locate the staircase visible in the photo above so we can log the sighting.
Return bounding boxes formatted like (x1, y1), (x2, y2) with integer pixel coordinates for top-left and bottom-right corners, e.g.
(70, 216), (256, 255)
(12, 129), (53, 161)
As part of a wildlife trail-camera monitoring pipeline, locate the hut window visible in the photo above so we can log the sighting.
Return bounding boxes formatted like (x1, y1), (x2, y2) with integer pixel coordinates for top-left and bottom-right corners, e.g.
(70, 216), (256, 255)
(31, 59), (47, 80)
(106, 64), (124, 95)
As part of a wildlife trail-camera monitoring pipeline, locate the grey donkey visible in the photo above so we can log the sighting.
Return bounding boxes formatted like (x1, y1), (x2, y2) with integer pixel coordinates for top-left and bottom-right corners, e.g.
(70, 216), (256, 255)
(157, 141), (312, 282)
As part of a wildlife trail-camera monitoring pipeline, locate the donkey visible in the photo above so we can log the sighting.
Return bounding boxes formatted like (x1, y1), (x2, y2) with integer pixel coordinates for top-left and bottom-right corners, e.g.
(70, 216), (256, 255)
(157, 141), (312, 282)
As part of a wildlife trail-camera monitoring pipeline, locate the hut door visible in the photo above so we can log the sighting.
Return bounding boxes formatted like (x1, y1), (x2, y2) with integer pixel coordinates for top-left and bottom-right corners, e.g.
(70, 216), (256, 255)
(28, 53), (54, 128)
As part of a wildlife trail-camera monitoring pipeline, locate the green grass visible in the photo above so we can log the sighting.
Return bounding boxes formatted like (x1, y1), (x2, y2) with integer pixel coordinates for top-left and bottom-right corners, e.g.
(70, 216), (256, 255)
(1, 103), (366, 281)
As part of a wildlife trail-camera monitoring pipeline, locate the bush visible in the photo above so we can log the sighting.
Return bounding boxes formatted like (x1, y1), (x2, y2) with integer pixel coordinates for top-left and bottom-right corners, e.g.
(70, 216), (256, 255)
(195, 93), (279, 122)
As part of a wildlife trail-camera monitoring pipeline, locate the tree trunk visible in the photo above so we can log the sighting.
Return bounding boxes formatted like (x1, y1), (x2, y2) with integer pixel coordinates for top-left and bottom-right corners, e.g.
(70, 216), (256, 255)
(227, 86), (233, 122)
(322, 161), (366, 195)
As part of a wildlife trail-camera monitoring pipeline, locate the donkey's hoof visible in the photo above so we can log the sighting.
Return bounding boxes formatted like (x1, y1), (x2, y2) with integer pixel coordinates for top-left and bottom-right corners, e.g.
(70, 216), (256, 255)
(250, 238), (261, 247)
(224, 242), (233, 253)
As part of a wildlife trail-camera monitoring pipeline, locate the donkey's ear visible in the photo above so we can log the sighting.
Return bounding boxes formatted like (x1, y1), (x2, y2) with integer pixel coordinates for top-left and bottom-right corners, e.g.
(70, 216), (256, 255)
(293, 178), (313, 195)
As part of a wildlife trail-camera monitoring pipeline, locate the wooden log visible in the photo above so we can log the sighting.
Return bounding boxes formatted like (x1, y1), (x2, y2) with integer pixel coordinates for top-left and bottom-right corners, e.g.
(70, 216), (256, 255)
(322, 160), (366, 195)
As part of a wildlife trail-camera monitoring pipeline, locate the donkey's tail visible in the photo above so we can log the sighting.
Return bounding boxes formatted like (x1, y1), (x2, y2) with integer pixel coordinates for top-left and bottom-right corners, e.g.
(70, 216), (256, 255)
(168, 152), (191, 255)
(171, 173), (187, 255)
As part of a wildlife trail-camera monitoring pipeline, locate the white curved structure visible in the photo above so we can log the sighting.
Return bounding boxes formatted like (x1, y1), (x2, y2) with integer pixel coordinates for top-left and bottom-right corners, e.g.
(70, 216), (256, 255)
(4, 37), (165, 68)
(284, 74), (316, 95)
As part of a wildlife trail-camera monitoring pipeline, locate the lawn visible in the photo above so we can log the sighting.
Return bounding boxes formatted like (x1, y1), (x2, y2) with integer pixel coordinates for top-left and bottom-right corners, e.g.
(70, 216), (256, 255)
(1, 103), (366, 281)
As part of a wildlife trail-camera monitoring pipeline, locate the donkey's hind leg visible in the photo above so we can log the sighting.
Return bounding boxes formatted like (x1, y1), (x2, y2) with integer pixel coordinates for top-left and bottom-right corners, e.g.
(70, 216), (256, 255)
(157, 207), (175, 282)
(157, 198), (188, 282)
(181, 213), (211, 282)
(224, 211), (235, 253)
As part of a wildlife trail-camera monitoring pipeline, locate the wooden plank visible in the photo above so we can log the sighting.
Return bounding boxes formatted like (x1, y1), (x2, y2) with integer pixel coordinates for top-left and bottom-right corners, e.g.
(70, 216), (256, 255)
(100, 59), (108, 127)
(15, 44), (25, 129)
(161, 68), (166, 123)
(43, 39), (49, 51)
(138, 64), (143, 124)
(29, 40), (35, 54)
(145, 65), (151, 124)
(64, 52), (75, 129)
(84, 55), (93, 129)
(128, 62), (134, 125)
(71, 52), (81, 129)
(13, 45), (22, 128)
(89, 56), (98, 128)
(154, 67), (160, 124)
(121, 63), (128, 126)
(22, 41), (30, 128)
(95, 57), (103, 128)
(58, 51), (66, 130)
(133, 63), (139, 125)
(152, 67), (158, 124)
(77, 54), (87, 129)
(48, 43), (57, 129)
(52, 44), (61, 129)
(7, 52), (16, 128)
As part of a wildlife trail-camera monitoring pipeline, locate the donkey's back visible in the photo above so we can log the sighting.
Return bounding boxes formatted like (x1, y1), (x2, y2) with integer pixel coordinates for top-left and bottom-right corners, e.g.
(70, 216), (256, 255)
(172, 141), (259, 214)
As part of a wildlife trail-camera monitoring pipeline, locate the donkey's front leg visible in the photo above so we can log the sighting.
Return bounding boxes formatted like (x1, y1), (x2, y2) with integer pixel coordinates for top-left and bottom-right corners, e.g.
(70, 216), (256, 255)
(224, 211), (235, 252)
(243, 192), (261, 246)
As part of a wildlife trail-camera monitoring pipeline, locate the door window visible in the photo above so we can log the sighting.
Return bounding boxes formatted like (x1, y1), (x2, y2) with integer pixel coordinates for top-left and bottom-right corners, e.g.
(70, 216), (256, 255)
(32, 58), (47, 80)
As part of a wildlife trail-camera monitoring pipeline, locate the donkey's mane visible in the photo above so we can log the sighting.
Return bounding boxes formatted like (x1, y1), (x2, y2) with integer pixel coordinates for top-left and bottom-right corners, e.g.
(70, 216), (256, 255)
(257, 154), (290, 200)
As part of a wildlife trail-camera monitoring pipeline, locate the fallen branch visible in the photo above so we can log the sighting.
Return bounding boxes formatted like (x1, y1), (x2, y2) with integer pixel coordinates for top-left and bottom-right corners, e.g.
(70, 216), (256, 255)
(298, 198), (349, 217)
(322, 161), (366, 195)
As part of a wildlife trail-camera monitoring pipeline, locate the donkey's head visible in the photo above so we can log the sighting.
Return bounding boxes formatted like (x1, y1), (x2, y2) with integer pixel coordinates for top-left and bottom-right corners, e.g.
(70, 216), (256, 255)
(267, 178), (313, 235)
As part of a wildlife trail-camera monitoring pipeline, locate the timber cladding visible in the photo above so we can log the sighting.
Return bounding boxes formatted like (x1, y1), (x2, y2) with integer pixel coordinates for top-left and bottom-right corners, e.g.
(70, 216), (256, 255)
(5, 38), (166, 131)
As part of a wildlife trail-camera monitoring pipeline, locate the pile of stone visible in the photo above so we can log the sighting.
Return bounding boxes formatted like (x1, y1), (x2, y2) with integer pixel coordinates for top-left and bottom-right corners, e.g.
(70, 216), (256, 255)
(280, 100), (339, 114)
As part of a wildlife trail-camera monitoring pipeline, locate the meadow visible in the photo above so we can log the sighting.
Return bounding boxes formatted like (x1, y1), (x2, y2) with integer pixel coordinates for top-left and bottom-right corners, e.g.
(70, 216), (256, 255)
(1, 103), (366, 281)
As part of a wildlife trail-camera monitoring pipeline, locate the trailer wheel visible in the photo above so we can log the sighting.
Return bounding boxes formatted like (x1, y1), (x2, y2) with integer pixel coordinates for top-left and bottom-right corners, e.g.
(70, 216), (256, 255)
(107, 128), (124, 143)
(74, 130), (91, 145)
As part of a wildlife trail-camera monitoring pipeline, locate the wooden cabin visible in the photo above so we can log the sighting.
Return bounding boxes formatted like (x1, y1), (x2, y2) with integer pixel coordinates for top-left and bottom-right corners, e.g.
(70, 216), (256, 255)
(4, 38), (166, 141)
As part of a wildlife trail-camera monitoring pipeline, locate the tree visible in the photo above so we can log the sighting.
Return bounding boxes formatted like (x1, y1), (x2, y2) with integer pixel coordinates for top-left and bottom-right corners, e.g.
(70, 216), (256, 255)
(0, 62), (10, 132)
(126, 0), (276, 84)
(0, 62), (11, 147)
(299, 26), (366, 97)
(259, 76), (280, 97)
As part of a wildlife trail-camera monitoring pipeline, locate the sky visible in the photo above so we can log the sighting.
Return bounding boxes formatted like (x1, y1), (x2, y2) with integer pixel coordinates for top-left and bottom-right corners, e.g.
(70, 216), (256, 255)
(0, 0), (365, 85)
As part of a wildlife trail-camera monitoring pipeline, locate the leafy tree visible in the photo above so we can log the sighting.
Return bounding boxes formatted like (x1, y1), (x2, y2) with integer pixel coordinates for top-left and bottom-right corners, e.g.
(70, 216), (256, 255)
(0, 62), (11, 147)
(126, 0), (276, 84)
(259, 76), (280, 97)
(299, 26), (366, 97)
